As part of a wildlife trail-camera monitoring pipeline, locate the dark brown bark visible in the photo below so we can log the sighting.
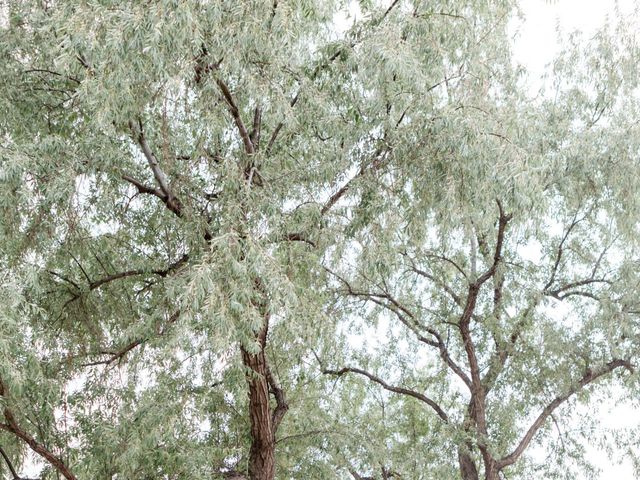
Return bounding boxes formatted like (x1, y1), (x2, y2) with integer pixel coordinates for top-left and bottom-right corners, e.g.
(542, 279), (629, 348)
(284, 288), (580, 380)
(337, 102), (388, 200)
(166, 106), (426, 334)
(240, 290), (287, 480)
(241, 338), (276, 480)
(0, 379), (76, 480)
(458, 448), (479, 480)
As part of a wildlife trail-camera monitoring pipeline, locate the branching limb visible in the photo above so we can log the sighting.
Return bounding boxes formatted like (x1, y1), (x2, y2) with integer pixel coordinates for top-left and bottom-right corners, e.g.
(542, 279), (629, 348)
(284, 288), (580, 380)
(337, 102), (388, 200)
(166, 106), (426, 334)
(496, 359), (635, 470)
(325, 267), (472, 389)
(121, 174), (182, 217)
(323, 367), (449, 422)
(265, 367), (288, 433)
(0, 381), (76, 480)
(458, 203), (511, 440)
(215, 78), (255, 155)
(543, 210), (589, 292)
(128, 121), (184, 217)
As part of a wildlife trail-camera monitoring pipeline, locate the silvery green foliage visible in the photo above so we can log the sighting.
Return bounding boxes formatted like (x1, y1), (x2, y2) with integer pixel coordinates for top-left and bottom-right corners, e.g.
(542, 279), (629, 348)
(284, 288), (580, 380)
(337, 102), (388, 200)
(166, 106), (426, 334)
(319, 6), (640, 480)
(0, 0), (639, 479)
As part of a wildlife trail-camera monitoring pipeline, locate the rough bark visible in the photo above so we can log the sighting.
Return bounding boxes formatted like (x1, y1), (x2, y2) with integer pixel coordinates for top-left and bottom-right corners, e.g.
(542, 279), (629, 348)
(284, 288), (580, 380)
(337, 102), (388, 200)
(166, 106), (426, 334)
(241, 321), (276, 480)
(458, 449), (479, 480)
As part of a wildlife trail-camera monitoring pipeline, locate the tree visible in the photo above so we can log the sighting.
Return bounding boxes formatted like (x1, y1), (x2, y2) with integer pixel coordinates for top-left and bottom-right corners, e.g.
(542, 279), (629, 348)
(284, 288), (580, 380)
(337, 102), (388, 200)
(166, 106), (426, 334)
(318, 9), (640, 480)
(0, 1), (639, 480)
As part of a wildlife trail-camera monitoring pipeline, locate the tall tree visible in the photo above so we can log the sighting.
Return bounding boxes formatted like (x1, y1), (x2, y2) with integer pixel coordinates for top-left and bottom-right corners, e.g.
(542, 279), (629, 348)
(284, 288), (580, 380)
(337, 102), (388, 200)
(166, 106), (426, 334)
(319, 8), (640, 480)
(1, 1), (639, 480)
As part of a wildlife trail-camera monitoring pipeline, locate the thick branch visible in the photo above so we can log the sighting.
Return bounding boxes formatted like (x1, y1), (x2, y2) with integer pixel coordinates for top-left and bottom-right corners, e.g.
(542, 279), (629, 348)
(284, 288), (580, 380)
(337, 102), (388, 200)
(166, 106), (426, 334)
(215, 78), (255, 155)
(128, 121), (183, 216)
(459, 204), (511, 439)
(496, 359), (634, 470)
(0, 380), (76, 480)
(249, 106), (262, 151)
(121, 174), (182, 217)
(323, 367), (449, 422)
(266, 367), (288, 433)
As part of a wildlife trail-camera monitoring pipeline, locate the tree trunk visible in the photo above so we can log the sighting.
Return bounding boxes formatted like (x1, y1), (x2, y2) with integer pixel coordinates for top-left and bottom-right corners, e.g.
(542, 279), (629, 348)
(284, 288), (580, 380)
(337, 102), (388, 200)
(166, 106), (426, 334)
(484, 461), (499, 480)
(458, 449), (480, 480)
(241, 322), (276, 480)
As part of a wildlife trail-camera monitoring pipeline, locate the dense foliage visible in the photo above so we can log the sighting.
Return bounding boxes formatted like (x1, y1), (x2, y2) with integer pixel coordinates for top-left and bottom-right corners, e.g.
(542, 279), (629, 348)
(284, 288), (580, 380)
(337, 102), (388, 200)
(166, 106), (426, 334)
(1, 1), (639, 479)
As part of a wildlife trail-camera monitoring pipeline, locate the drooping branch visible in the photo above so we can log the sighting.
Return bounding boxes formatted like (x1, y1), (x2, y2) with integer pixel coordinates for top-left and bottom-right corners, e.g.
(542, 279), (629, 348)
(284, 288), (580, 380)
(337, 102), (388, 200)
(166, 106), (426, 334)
(0, 446), (38, 480)
(0, 381), (76, 480)
(323, 367), (449, 422)
(496, 359), (635, 470)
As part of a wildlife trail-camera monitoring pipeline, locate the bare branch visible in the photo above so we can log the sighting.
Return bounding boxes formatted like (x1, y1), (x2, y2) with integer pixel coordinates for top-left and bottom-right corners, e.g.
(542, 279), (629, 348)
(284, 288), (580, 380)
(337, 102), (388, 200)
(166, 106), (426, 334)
(323, 367), (449, 422)
(0, 445), (38, 480)
(425, 253), (468, 279)
(0, 380), (76, 480)
(325, 267), (472, 389)
(543, 211), (586, 292)
(130, 121), (171, 197)
(121, 174), (183, 217)
(545, 278), (610, 300)
(128, 122), (184, 217)
(215, 78), (255, 155)
(80, 339), (144, 367)
(496, 359), (635, 470)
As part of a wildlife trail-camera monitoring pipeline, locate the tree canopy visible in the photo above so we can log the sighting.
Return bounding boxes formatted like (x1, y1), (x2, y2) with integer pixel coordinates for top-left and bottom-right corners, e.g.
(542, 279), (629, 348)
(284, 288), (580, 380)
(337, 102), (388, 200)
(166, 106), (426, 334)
(1, 1), (640, 479)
